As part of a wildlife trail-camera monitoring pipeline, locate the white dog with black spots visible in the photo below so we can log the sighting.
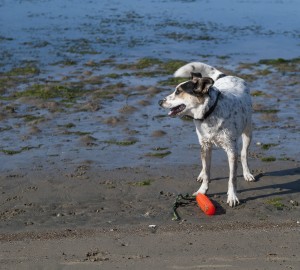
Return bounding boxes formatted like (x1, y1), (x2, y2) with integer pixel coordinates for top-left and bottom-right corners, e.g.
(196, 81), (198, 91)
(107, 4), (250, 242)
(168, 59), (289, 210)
(159, 62), (255, 207)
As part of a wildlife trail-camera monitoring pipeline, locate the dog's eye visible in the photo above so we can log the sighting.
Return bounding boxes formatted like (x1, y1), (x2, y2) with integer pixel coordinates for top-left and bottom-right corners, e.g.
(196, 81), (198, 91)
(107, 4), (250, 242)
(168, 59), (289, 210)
(175, 89), (181, 95)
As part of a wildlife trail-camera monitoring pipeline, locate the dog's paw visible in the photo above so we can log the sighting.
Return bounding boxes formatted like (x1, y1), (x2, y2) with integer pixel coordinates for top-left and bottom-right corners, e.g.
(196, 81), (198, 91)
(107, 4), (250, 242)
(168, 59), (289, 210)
(196, 171), (209, 183)
(192, 183), (208, 196)
(227, 191), (240, 207)
(244, 172), (255, 182)
(196, 176), (203, 183)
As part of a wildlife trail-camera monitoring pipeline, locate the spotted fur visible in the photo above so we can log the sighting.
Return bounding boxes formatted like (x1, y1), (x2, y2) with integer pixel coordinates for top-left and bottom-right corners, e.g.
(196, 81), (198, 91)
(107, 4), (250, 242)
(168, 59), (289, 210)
(159, 62), (255, 207)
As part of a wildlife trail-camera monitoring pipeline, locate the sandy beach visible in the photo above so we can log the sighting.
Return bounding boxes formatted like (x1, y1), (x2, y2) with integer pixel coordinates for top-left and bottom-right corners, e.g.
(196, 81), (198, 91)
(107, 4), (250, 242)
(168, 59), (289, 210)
(1, 160), (300, 269)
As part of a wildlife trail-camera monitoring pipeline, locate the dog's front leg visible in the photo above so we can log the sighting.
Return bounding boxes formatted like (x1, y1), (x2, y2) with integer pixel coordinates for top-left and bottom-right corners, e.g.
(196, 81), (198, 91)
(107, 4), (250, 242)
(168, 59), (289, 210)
(226, 146), (240, 207)
(193, 143), (212, 196)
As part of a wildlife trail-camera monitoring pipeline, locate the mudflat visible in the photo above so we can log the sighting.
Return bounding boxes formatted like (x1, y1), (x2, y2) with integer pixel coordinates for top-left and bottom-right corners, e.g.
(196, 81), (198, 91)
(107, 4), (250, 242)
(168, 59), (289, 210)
(1, 0), (300, 269)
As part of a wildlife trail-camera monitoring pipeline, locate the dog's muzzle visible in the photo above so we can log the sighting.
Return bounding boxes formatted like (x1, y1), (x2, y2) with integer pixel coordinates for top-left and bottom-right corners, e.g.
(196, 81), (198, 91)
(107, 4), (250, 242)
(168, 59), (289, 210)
(158, 99), (166, 107)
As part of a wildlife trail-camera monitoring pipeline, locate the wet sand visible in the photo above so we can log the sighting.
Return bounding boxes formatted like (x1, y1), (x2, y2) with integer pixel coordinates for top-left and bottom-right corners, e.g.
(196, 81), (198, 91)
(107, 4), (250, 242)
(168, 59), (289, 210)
(1, 225), (300, 270)
(1, 159), (300, 269)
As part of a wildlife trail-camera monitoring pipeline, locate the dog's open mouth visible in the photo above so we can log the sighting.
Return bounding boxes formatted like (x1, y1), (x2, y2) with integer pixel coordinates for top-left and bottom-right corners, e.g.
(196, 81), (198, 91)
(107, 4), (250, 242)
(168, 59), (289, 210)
(168, 104), (186, 116)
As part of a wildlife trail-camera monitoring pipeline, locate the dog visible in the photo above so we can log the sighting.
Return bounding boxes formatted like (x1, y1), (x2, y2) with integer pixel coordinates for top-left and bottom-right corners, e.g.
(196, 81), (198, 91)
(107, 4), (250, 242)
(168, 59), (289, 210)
(159, 62), (255, 207)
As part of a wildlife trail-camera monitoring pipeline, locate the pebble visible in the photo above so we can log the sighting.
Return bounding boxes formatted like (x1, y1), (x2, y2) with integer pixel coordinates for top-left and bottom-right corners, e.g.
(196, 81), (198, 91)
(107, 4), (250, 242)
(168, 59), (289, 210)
(149, 224), (157, 233)
(289, 200), (299, 206)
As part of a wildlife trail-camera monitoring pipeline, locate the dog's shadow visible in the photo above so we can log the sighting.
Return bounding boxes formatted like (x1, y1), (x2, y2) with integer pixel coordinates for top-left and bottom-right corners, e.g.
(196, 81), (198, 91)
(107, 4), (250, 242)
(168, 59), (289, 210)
(242, 167), (300, 201)
(211, 199), (226, 215)
(211, 167), (300, 203)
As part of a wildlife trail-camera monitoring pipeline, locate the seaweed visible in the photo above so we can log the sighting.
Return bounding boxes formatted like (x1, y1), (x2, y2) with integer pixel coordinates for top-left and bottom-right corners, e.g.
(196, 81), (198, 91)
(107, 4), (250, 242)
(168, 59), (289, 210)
(258, 57), (300, 72)
(251, 90), (266, 97)
(14, 84), (88, 100)
(0, 145), (42, 155)
(254, 109), (279, 114)
(6, 64), (40, 76)
(261, 143), (278, 150)
(146, 151), (171, 158)
(129, 180), (152, 186)
(261, 156), (276, 162)
(266, 197), (285, 210)
(158, 77), (187, 86)
(159, 60), (188, 74)
(117, 57), (162, 70)
(103, 140), (137, 146)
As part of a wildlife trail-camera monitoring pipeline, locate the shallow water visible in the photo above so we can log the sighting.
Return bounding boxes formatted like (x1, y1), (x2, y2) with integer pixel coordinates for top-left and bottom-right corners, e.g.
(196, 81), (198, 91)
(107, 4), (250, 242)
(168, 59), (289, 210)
(0, 0), (299, 171)
(1, 0), (299, 69)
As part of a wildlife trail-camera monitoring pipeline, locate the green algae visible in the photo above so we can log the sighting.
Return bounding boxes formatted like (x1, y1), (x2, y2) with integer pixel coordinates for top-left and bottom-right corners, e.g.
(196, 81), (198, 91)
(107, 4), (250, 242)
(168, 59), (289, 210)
(261, 156), (276, 162)
(266, 197), (285, 210)
(117, 57), (162, 70)
(104, 140), (138, 146)
(160, 60), (188, 74)
(255, 109), (280, 114)
(146, 151), (171, 158)
(59, 123), (76, 128)
(22, 115), (46, 123)
(258, 57), (300, 72)
(261, 143), (278, 150)
(0, 145), (42, 155)
(164, 32), (215, 42)
(14, 84), (87, 100)
(6, 64), (40, 76)
(251, 90), (266, 97)
(63, 131), (91, 136)
(129, 179), (152, 187)
(158, 77), (187, 86)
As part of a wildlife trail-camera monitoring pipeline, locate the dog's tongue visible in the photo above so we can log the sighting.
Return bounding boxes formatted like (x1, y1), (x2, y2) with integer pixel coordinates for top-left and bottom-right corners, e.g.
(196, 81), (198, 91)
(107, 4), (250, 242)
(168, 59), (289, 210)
(168, 109), (177, 116)
(168, 105), (184, 116)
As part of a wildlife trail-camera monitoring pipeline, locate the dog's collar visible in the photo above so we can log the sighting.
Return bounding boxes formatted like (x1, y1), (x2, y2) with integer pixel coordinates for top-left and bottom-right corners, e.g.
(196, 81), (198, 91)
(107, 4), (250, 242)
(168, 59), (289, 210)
(216, 73), (227, 80)
(193, 90), (221, 121)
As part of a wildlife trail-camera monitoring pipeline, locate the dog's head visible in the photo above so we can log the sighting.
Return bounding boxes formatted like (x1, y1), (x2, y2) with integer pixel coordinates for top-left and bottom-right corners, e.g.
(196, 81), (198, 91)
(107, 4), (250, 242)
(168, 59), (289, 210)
(159, 73), (214, 118)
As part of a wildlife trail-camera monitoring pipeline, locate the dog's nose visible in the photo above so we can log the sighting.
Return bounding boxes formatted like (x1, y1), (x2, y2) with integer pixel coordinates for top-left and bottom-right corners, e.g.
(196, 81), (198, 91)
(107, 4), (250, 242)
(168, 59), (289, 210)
(158, 99), (165, 107)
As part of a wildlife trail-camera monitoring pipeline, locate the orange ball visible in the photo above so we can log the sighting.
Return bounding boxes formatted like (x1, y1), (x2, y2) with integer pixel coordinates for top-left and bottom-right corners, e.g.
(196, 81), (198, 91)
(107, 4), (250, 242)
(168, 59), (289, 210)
(196, 193), (216, 216)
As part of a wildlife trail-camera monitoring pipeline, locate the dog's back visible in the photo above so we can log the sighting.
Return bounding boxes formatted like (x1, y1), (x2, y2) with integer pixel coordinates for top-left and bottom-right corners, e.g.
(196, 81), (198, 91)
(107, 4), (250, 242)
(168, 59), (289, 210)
(215, 76), (250, 96)
(214, 76), (252, 120)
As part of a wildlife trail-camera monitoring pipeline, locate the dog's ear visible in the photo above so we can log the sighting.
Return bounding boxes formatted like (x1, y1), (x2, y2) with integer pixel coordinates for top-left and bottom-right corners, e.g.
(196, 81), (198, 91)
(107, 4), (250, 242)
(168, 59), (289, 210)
(190, 72), (202, 80)
(193, 77), (214, 94)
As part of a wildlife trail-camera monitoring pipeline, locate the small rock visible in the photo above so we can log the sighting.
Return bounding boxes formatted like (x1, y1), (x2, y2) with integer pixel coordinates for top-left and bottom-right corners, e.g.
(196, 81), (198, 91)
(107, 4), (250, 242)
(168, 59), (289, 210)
(24, 221), (34, 226)
(79, 102), (100, 112)
(290, 200), (299, 206)
(149, 224), (157, 233)
(151, 130), (167, 137)
(103, 116), (121, 125)
(119, 105), (137, 114)
(146, 86), (159, 94)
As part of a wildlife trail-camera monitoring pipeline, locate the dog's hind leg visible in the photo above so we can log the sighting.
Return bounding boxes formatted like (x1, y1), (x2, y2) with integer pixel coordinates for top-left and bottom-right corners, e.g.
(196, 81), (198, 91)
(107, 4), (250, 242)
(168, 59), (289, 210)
(226, 144), (240, 207)
(193, 143), (212, 196)
(241, 126), (255, 182)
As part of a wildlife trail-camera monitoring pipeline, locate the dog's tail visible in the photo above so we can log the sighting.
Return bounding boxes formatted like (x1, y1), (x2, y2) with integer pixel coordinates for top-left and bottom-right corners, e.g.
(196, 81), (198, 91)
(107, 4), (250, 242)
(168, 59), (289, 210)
(174, 62), (225, 81)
